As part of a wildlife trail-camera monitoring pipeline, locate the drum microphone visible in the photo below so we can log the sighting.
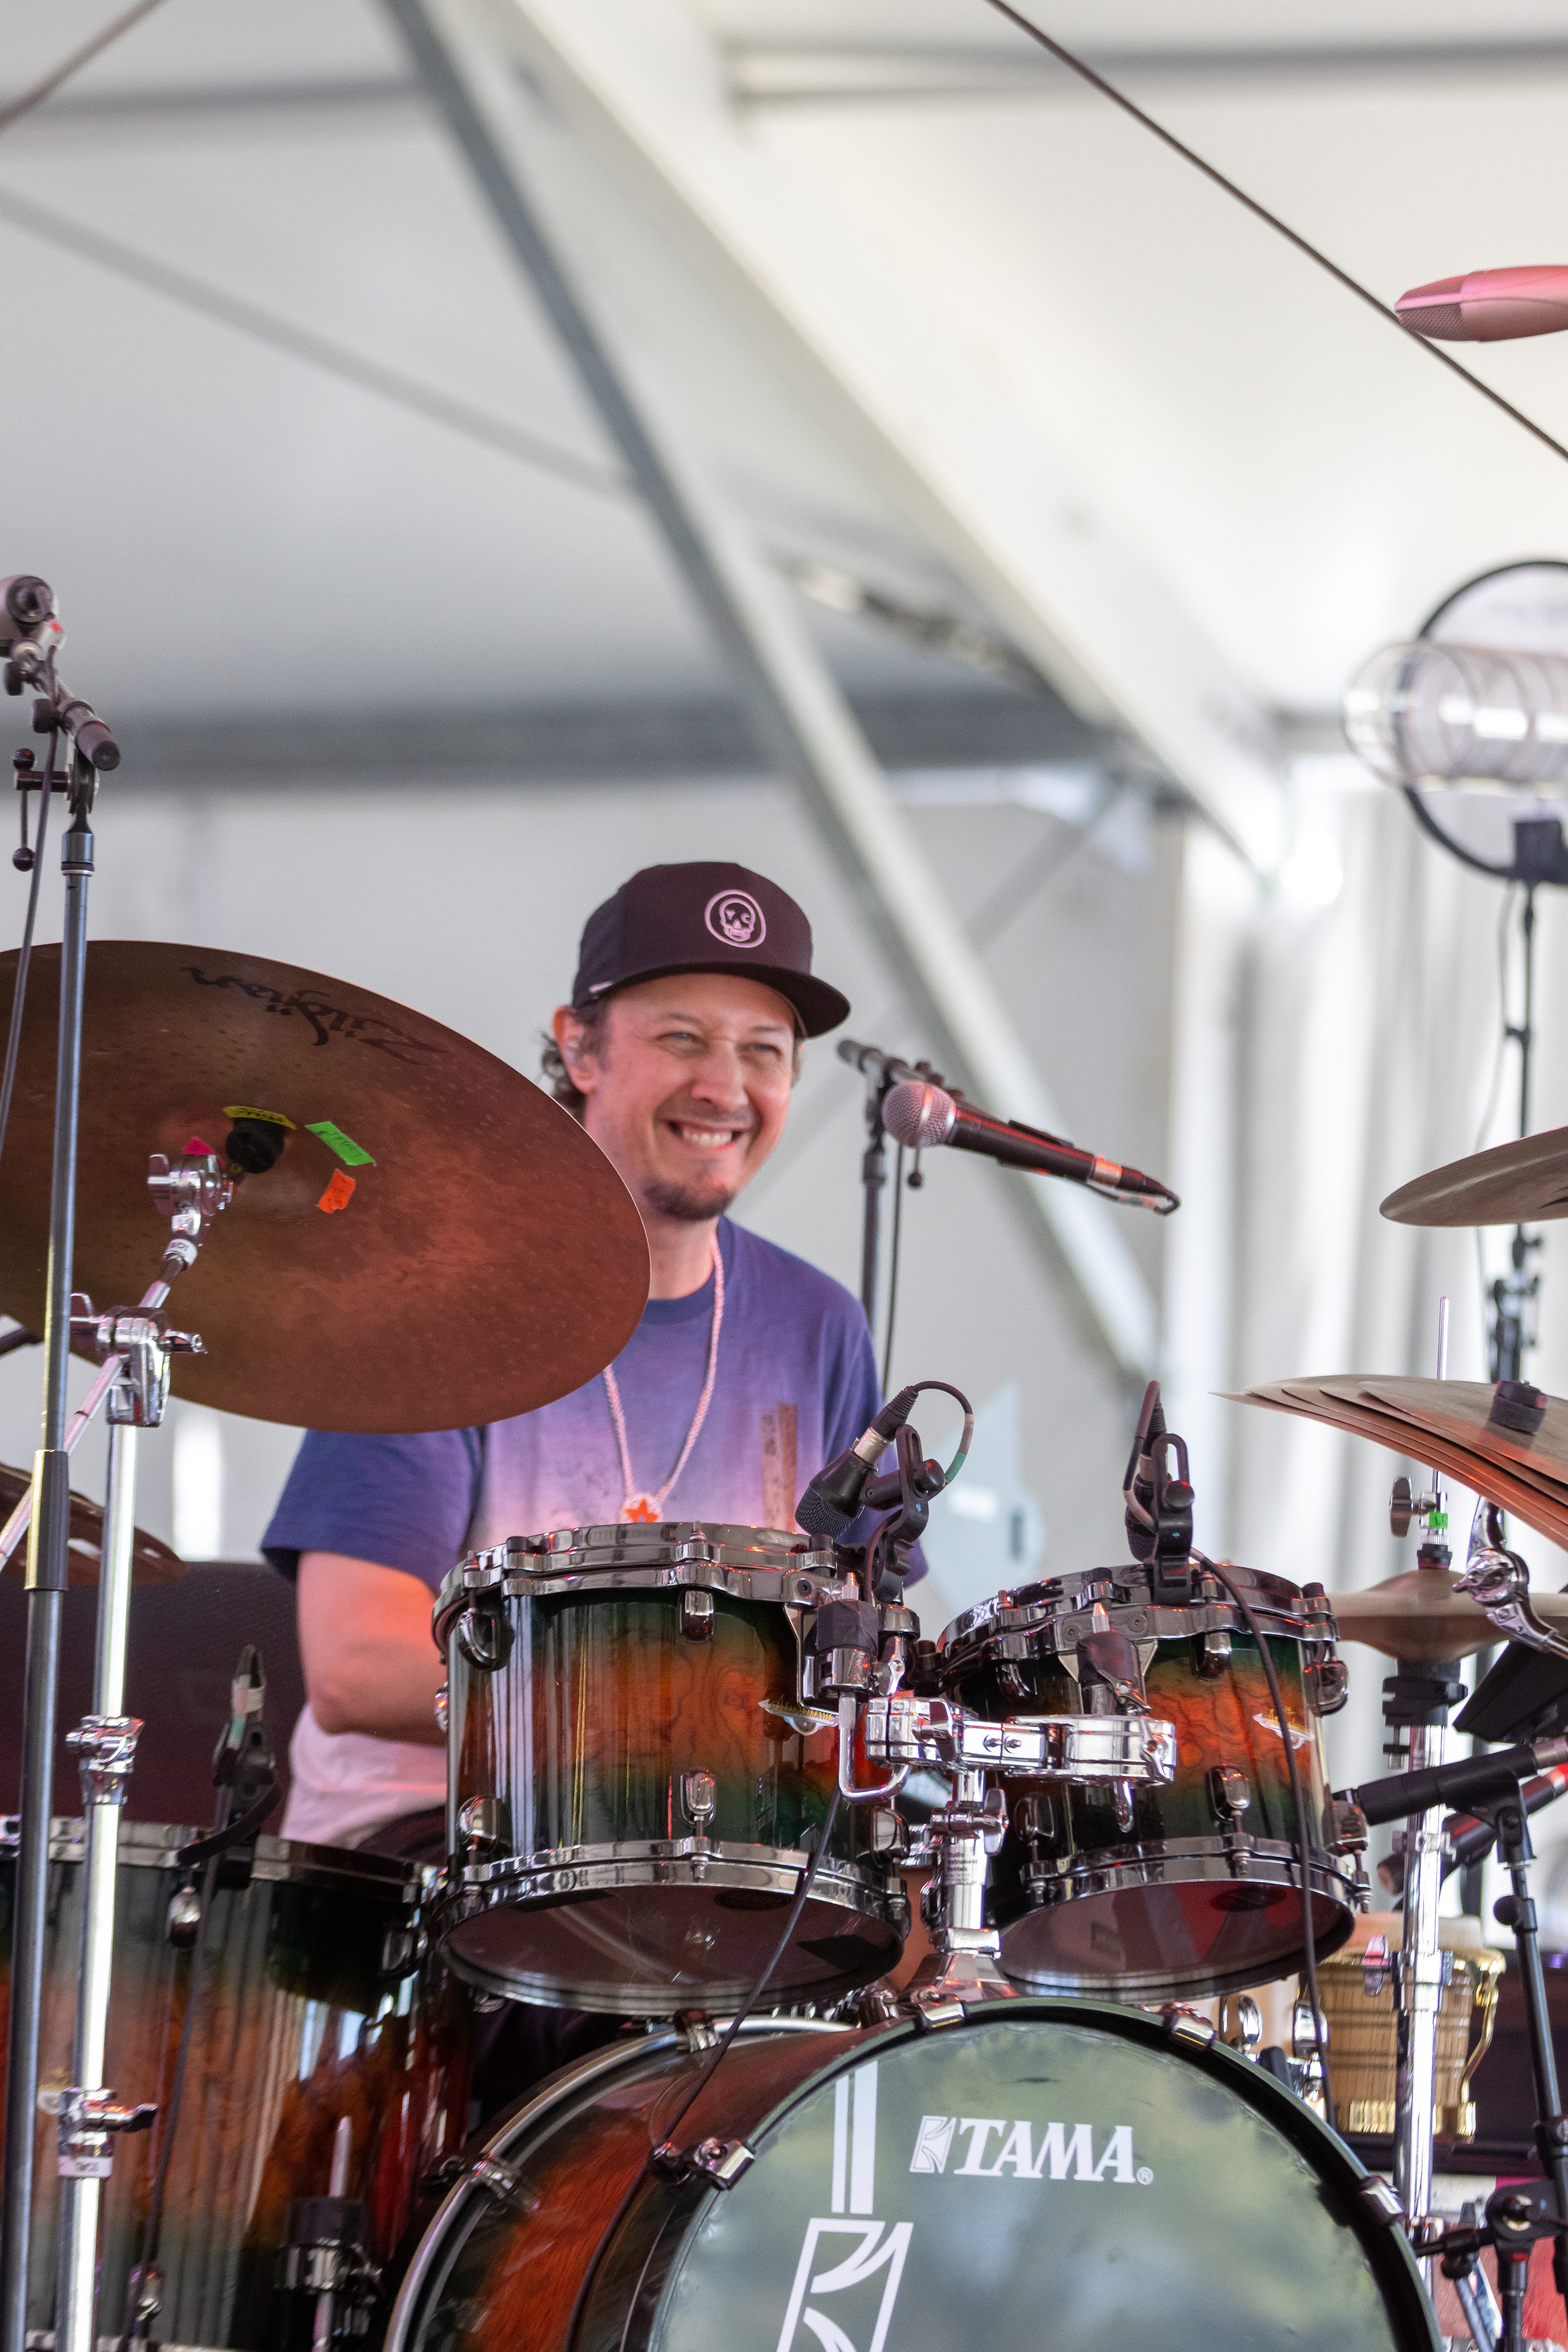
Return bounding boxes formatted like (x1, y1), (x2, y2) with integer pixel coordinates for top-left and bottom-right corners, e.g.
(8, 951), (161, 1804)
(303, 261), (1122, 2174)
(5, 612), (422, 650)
(1337, 1733), (1568, 1829)
(881, 1080), (1179, 1214)
(1397, 266), (1568, 343)
(797, 1384), (920, 1538)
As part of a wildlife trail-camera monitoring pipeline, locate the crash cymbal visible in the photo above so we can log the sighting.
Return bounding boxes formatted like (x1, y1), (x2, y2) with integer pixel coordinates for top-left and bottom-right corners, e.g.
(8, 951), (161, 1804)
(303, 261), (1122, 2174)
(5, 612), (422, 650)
(1382, 1127), (1568, 1228)
(0, 1462), (182, 1585)
(1325, 1566), (1568, 1661)
(0, 944), (649, 1432)
(1228, 1375), (1568, 1553)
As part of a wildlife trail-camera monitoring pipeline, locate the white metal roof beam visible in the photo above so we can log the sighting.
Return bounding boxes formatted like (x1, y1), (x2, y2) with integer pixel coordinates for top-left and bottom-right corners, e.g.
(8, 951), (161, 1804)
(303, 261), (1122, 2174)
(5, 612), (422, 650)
(379, 0), (1161, 1382)
(473, 0), (1285, 876)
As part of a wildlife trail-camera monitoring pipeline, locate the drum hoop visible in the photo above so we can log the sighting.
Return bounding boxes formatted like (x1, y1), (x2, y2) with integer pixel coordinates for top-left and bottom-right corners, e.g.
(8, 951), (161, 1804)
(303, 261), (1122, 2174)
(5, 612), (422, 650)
(386, 2000), (1439, 2352)
(434, 1556), (855, 1637)
(939, 1588), (1317, 1658)
(381, 2016), (844, 2352)
(0, 1815), (425, 1902)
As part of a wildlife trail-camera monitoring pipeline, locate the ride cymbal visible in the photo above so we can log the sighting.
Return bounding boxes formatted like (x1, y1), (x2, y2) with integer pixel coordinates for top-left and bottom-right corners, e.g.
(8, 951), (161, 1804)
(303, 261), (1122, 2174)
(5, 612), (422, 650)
(1382, 1127), (1568, 1227)
(0, 944), (649, 1432)
(0, 1461), (182, 1585)
(1324, 1566), (1568, 1661)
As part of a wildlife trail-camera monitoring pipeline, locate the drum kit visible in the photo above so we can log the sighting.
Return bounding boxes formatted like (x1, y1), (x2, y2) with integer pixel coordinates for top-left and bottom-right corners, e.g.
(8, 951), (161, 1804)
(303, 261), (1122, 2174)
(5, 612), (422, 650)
(8, 837), (1568, 2342)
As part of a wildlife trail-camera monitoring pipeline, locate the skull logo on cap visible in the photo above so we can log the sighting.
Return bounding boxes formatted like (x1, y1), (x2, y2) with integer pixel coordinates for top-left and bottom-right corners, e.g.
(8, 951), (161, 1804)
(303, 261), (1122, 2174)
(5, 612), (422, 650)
(704, 889), (766, 949)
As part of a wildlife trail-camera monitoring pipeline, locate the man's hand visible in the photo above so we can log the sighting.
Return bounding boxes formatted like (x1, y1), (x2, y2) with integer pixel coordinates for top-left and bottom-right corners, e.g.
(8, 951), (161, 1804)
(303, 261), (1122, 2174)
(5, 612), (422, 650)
(297, 1553), (447, 1745)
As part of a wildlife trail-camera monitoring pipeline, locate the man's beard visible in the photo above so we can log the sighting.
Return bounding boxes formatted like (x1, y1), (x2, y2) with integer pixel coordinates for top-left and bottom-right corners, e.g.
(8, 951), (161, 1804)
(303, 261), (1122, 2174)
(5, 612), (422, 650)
(642, 1173), (743, 1223)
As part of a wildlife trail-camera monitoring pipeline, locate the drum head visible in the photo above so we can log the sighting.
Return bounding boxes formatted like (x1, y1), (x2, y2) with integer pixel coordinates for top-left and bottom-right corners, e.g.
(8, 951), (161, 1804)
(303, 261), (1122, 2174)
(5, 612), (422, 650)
(395, 2005), (1436, 2352)
(997, 1860), (1354, 2000)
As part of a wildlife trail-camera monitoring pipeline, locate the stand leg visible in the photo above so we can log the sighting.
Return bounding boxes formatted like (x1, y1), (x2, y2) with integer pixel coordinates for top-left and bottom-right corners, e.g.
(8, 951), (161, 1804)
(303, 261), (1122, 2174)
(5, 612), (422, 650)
(2, 800), (93, 2352)
(1494, 1798), (1568, 2314)
(56, 1416), (141, 2352)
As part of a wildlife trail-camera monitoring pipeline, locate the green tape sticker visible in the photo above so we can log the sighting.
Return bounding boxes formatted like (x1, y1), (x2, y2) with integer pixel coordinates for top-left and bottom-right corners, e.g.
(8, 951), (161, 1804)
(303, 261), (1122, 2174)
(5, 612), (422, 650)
(306, 1120), (376, 1168)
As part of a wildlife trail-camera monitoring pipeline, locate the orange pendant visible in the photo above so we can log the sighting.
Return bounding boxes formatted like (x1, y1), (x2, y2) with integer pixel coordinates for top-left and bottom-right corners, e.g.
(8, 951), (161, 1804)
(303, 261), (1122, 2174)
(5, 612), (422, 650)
(622, 1495), (659, 1523)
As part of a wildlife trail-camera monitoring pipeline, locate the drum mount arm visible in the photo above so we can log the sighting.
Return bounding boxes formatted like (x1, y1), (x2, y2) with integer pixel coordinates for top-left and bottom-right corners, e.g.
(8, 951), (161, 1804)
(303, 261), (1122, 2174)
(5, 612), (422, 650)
(859, 1694), (1178, 2018)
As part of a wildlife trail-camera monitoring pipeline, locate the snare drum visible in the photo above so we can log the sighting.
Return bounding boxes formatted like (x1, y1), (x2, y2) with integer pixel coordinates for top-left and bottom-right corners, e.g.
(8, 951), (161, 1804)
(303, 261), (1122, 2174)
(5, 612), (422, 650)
(936, 1562), (1359, 2000)
(0, 1818), (472, 2352)
(432, 1524), (910, 2013)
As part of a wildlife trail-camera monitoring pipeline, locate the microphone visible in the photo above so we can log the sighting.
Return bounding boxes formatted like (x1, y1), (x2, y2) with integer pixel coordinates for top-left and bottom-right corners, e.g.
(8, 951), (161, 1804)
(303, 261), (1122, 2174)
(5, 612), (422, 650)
(0, 575), (55, 649)
(797, 1384), (920, 1539)
(1337, 1734), (1568, 1830)
(1397, 266), (1568, 343)
(881, 1080), (1179, 1213)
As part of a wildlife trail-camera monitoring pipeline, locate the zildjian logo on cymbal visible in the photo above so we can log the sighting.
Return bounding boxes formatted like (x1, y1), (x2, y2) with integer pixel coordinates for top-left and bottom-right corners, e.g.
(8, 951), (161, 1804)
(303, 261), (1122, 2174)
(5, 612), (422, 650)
(180, 967), (443, 1062)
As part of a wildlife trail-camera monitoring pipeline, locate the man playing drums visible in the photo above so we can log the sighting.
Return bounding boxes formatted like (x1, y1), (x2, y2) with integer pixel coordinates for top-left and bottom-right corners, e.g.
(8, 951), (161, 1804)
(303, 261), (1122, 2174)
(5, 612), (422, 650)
(263, 860), (912, 1864)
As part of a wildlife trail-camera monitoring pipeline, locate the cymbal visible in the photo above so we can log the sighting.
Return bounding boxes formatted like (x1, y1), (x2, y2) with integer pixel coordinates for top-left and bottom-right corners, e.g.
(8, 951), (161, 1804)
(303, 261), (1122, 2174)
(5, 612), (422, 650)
(1228, 1374), (1568, 1553)
(0, 944), (649, 1432)
(0, 1462), (182, 1585)
(1325, 1566), (1568, 1661)
(1382, 1127), (1568, 1228)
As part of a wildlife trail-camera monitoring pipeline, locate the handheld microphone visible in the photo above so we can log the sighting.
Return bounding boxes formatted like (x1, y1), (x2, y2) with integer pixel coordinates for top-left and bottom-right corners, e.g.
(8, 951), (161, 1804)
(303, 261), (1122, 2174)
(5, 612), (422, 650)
(797, 1384), (920, 1539)
(1397, 266), (1568, 344)
(881, 1080), (1179, 1214)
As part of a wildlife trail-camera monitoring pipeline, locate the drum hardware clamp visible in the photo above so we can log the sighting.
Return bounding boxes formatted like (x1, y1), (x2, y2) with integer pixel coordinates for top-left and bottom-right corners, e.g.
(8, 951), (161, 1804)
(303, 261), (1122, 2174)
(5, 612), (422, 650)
(651, 2135), (756, 2189)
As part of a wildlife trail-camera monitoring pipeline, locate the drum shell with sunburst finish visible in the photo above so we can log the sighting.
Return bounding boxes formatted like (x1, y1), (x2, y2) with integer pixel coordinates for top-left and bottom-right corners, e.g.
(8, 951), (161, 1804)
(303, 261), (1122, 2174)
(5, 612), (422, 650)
(0, 1819), (472, 2351)
(432, 1524), (909, 2014)
(937, 1563), (1360, 2000)
(380, 1999), (1439, 2352)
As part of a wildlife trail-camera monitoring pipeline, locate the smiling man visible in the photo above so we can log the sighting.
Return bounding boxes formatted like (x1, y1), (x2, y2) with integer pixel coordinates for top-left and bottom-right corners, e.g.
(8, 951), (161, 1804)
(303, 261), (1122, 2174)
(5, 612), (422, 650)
(261, 861), (903, 1872)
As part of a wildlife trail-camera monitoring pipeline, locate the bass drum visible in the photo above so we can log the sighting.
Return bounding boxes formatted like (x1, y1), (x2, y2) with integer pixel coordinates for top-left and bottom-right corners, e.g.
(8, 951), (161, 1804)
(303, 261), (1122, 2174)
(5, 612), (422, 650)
(0, 1819), (472, 2352)
(385, 2001), (1438, 2352)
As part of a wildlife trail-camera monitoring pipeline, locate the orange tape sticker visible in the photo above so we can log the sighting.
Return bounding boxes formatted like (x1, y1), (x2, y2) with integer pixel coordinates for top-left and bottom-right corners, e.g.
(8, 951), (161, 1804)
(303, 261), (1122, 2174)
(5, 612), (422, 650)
(317, 1170), (356, 1214)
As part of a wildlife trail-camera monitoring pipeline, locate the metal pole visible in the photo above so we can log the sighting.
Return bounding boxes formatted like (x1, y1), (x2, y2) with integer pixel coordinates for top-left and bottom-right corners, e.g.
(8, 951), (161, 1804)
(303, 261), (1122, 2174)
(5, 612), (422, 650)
(859, 1094), (887, 1331)
(1393, 1297), (1452, 2249)
(2, 773), (94, 2352)
(56, 1410), (141, 2352)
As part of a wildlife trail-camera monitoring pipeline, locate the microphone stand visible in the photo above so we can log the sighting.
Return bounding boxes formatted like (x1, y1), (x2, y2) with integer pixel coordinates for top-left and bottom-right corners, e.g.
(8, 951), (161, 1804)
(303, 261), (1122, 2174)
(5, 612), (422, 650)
(836, 1040), (955, 1332)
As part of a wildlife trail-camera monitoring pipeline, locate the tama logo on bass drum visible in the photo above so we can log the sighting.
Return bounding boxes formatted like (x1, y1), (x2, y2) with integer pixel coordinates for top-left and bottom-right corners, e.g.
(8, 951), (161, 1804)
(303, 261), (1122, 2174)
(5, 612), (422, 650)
(910, 2113), (1155, 2185)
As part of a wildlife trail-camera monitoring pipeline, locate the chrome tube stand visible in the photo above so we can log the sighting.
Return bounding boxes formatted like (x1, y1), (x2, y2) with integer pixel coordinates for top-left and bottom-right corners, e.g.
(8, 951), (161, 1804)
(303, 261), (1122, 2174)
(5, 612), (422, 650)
(1, 754), (97, 2352)
(1392, 1298), (1453, 2261)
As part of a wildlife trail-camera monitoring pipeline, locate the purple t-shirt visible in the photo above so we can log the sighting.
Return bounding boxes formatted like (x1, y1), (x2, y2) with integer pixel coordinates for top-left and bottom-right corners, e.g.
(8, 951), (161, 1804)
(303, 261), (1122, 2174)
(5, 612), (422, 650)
(264, 1216), (915, 1585)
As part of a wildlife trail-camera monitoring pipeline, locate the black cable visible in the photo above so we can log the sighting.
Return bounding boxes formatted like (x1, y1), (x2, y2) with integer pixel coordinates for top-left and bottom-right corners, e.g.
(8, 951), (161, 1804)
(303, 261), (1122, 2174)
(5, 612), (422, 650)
(881, 1143), (906, 1392)
(1194, 1554), (1333, 2115)
(0, 732), (55, 1174)
(980, 2), (1568, 473)
(115, 1857), (218, 2352)
(563, 1785), (845, 2344)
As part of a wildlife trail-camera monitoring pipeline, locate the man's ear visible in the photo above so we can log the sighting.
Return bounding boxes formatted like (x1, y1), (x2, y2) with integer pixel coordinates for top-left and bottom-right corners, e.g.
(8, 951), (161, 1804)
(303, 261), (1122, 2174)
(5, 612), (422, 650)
(550, 1003), (600, 1091)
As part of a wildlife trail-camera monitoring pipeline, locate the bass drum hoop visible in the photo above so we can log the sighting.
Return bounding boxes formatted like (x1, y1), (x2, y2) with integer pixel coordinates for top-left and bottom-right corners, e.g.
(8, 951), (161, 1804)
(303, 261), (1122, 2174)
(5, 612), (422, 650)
(382, 2016), (841, 2352)
(998, 1839), (1357, 2000)
(382, 2000), (1437, 2352)
(434, 1854), (900, 2012)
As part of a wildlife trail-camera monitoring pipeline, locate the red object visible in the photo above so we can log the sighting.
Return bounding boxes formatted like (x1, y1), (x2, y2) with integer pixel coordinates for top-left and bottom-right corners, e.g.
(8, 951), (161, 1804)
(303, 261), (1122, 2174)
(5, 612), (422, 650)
(1397, 265), (1568, 342)
(316, 1168), (356, 1213)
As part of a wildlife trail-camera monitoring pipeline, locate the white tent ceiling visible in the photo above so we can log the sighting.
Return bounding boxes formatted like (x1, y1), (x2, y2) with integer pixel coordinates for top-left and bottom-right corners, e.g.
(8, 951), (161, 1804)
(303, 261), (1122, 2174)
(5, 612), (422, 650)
(4, 0), (1568, 740)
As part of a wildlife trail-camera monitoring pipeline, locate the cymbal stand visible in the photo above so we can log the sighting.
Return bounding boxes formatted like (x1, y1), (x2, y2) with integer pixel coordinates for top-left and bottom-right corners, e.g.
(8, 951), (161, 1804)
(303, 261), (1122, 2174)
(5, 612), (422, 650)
(4, 1157), (226, 2352)
(0, 736), (102, 2352)
(1388, 1299), (1457, 2254)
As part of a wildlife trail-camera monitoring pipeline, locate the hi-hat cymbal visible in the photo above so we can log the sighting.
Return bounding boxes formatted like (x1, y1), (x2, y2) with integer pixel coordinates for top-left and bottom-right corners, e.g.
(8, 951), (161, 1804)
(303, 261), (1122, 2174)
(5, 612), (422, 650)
(0, 944), (649, 1433)
(1325, 1566), (1568, 1661)
(0, 1462), (182, 1585)
(1382, 1127), (1568, 1228)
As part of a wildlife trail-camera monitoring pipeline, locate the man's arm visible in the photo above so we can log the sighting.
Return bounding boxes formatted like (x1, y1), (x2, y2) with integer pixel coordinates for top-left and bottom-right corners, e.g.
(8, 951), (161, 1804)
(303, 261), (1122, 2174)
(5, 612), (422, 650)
(296, 1553), (447, 1745)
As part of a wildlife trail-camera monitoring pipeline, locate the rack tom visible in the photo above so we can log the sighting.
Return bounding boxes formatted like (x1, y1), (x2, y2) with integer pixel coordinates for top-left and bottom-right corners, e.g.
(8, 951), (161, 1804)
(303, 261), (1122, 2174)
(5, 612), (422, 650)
(935, 1561), (1360, 2000)
(432, 1524), (911, 2013)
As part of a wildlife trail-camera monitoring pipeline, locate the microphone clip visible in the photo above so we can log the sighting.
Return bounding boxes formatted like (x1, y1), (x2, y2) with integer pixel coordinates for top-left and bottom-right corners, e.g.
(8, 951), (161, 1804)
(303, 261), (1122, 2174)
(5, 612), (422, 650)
(1123, 1381), (1196, 1604)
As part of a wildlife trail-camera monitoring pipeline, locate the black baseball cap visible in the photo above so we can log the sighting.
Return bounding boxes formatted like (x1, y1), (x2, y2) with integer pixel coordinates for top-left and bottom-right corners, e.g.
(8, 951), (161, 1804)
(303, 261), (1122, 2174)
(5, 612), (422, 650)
(571, 861), (850, 1038)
